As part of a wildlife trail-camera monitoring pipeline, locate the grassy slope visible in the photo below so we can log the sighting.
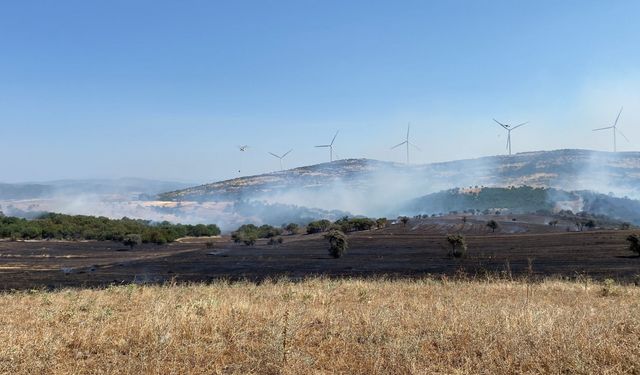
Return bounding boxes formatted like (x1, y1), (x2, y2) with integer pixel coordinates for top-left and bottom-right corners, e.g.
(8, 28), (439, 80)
(1, 278), (639, 374)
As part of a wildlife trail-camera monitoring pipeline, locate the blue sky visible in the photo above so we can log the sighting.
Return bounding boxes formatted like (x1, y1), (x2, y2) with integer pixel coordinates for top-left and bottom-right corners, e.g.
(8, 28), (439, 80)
(1, 0), (639, 183)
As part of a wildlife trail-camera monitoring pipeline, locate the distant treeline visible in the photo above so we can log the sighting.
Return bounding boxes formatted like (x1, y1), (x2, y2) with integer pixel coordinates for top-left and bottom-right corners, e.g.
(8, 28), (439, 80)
(0, 213), (220, 243)
(232, 216), (388, 245)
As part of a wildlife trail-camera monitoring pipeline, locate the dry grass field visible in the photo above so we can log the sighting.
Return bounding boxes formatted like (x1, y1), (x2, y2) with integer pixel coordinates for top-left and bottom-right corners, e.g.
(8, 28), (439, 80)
(1, 277), (639, 374)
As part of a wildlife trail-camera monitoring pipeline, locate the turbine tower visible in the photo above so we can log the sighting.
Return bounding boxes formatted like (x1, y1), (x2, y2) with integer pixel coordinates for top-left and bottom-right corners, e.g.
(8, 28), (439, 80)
(493, 119), (528, 156)
(315, 130), (339, 162)
(391, 123), (420, 164)
(268, 149), (292, 171)
(593, 107), (628, 152)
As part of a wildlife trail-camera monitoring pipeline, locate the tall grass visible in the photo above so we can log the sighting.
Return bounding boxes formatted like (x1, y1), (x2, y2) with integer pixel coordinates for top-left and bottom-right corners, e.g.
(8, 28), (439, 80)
(0, 278), (639, 374)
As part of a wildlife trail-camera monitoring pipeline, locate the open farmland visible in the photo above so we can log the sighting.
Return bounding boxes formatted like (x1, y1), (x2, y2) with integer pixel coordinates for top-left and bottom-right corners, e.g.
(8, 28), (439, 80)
(1, 215), (639, 290)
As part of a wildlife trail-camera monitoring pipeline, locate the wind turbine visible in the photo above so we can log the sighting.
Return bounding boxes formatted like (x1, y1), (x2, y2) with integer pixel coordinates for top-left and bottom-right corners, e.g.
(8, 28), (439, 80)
(493, 119), (528, 156)
(238, 145), (249, 152)
(593, 107), (628, 152)
(268, 149), (293, 171)
(391, 123), (420, 164)
(315, 130), (339, 162)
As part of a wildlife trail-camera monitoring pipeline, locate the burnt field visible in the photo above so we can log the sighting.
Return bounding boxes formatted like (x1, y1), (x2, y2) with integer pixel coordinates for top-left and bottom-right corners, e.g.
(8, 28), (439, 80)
(0, 217), (639, 290)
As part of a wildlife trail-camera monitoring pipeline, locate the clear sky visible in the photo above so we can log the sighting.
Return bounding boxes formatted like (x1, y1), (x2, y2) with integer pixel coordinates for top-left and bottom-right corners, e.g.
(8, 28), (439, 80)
(1, 0), (639, 183)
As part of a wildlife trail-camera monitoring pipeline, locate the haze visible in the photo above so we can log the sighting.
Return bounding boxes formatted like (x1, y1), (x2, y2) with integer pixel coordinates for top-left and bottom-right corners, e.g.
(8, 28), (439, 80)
(1, 1), (639, 183)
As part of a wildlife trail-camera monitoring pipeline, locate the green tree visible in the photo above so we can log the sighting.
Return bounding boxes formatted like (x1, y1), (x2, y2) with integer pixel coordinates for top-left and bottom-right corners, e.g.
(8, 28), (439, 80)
(487, 220), (498, 233)
(627, 234), (640, 256)
(446, 234), (467, 258)
(325, 229), (348, 258)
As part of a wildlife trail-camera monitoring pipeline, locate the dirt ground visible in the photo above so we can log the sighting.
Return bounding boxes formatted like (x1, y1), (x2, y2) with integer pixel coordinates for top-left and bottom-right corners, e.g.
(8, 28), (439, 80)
(0, 216), (639, 290)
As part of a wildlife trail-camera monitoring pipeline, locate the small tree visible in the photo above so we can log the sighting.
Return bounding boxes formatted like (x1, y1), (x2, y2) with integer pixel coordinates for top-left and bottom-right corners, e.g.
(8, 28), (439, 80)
(123, 234), (142, 250)
(284, 223), (299, 235)
(585, 220), (596, 230)
(627, 234), (640, 256)
(446, 234), (467, 258)
(325, 229), (348, 258)
(400, 216), (410, 226)
(376, 218), (388, 229)
(487, 220), (498, 233)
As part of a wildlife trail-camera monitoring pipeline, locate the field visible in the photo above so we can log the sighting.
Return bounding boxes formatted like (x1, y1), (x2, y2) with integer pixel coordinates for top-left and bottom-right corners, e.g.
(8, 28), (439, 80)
(0, 215), (639, 290)
(1, 215), (640, 374)
(1, 278), (639, 374)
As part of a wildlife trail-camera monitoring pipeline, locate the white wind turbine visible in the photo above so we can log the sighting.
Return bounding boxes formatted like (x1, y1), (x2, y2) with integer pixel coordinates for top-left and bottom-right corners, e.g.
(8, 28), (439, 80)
(493, 119), (528, 156)
(391, 123), (420, 164)
(315, 130), (339, 162)
(268, 149), (293, 171)
(593, 107), (628, 152)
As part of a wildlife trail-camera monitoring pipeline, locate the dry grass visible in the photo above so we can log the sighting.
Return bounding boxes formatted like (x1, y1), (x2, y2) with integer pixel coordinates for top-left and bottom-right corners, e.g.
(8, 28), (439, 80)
(1, 278), (639, 374)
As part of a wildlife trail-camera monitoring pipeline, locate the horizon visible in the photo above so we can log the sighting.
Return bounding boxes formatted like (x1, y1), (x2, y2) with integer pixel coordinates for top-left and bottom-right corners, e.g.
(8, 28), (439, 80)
(2, 1), (639, 182)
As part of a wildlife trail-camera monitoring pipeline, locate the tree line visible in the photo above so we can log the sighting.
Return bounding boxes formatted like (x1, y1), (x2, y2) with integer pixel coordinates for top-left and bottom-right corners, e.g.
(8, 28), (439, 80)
(0, 212), (220, 244)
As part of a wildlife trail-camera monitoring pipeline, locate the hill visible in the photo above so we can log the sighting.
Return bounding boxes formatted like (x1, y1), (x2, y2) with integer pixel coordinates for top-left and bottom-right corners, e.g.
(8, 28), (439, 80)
(159, 149), (640, 205)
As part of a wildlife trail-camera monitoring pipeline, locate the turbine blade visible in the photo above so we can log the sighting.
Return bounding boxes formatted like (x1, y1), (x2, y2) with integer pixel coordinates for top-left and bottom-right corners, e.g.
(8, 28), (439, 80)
(330, 130), (339, 146)
(391, 141), (407, 149)
(593, 126), (614, 131)
(511, 122), (528, 130)
(268, 152), (280, 158)
(614, 106), (623, 127)
(493, 118), (508, 129)
(617, 128), (630, 142)
(409, 142), (421, 151)
(282, 149), (293, 158)
(315, 145), (330, 148)
(406, 123), (410, 140)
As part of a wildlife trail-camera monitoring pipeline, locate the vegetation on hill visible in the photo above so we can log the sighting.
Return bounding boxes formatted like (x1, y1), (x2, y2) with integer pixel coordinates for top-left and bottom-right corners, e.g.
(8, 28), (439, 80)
(0, 213), (220, 243)
(405, 186), (640, 226)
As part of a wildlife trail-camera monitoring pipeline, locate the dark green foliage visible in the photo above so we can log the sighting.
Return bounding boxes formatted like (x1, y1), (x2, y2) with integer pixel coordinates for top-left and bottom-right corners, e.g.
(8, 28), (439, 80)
(284, 223), (299, 235)
(232, 224), (283, 244)
(123, 234), (142, 250)
(325, 229), (348, 258)
(400, 216), (410, 226)
(0, 213), (220, 243)
(446, 234), (467, 258)
(487, 220), (498, 233)
(376, 218), (388, 229)
(627, 234), (640, 256)
(306, 219), (332, 234)
(333, 217), (376, 233)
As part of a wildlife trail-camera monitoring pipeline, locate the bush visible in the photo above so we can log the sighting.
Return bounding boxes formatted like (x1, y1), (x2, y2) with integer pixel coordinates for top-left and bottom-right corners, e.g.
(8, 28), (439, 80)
(627, 234), (640, 256)
(399, 217), (410, 226)
(446, 234), (467, 258)
(333, 217), (376, 233)
(123, 234), (142, 250)
(376, 218), (388, 229)
(325, 230), (348, 258)
(306, 219), (332, 234)
(284, 223), (299, 235)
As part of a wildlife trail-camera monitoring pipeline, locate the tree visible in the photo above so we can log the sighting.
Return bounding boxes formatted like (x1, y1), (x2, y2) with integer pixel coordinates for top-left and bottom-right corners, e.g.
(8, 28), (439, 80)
(585, 220), (596, 230)
(400, 216), (410, 226)
(325, 229), (348, 258)
(548, 220), (559, 227)
(123, 234), (142, 250)
(284, 223), (299, 235)
(627, 234), (640, 256)
(376, 218), (388, 229)
(446, 234), (467, 258)
(487, 220), (498, 233)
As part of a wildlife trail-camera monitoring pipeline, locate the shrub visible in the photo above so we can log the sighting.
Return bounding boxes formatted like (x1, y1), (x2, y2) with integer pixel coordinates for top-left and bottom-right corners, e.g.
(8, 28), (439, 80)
(399, 217), (410, 226)
(446, 234), (467, 258)
(325, 230), (348, 258)
(376, 218), (388, 229)
(123, 234), (142, 250)
(306, 219), (332, 234)
(627, 234), (640, 256)
(284, 223), (299, 235)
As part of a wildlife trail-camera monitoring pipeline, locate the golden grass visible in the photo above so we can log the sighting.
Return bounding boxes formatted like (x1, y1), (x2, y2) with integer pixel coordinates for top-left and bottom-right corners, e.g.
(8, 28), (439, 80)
(1, 278), (639, 374)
